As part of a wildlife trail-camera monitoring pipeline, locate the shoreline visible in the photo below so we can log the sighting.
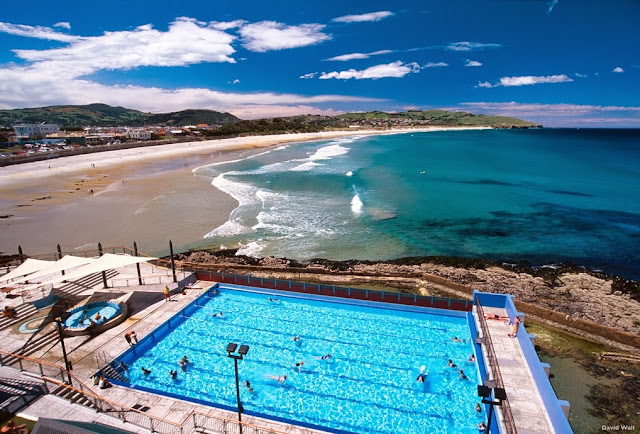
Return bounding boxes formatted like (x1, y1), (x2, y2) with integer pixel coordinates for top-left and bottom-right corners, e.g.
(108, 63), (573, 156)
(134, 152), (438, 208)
(0, 126), (490, 257)
(0, 126), (488, 184)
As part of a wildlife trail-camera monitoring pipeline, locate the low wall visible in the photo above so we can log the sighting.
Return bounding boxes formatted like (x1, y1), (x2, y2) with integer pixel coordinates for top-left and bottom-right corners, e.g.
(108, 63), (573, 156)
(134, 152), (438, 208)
(195, 270), (472, 312)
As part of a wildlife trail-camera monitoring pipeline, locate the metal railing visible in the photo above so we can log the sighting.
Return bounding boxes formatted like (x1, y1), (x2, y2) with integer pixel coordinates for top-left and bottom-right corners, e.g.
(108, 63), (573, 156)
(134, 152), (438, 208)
(0, 350), (288, 434)
(195, 270), (472, 312)
(109, 270), (190, 287)
(474, 298), (518, 434)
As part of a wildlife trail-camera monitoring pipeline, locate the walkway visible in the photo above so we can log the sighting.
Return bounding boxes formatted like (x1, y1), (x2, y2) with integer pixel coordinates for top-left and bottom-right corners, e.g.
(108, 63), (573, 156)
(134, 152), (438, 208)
(479, 306), (555, 434)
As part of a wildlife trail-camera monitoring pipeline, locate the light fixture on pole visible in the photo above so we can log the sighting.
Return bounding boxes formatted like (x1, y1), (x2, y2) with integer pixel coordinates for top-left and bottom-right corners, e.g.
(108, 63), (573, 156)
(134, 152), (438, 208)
(478, 385), (507, 432)
(226, 342), (249, 434)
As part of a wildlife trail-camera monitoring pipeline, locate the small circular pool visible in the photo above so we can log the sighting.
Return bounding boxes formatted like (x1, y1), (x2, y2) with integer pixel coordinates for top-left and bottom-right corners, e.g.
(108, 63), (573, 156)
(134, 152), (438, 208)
(65, 301), (122, 329)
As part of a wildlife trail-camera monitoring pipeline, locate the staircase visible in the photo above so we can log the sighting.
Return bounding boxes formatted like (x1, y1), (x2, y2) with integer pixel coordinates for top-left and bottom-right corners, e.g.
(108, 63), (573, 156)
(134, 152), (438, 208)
(0, 303), (38, 332)
(93, 350), (129, 383)
(0, 376), (46, 413)
(1, 330), (60, 366)
(51, 384), (98, 410)
(54, 269), (119, 298)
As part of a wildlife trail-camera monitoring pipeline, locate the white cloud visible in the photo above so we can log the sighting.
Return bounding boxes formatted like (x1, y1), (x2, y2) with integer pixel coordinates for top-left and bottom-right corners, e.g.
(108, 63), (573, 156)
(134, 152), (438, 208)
(53, 22), (71, 30)
(0, 17), (380, 119)
(446, 41), (501, 51)
(319, 61), (420, 80)
(0, 64), (382, 117)
(499, 74), (573, 86)
(613, 66), (624, 73)
(465, 60), (482, 67)
(423, 62), (448, 68)
(209, 20), (247, 30)
(299, 72), (318, 79)
(332, 11), (393, 23)
(325, 50), (391, 62)
(0, 21), (80, 42)
(547, 0), (558, 14)
(239, 21), (330, 52)
(476, 81), (494, 88)
(10, 17), (237, 77)
(574, 72), (587, 78)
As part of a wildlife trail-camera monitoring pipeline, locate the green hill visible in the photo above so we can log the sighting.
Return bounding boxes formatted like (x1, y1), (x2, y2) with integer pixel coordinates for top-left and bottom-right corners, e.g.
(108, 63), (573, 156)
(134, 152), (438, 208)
(0, 104), (239, 128)
(335, 109), (541, 128)
(0, 105), (540, 131)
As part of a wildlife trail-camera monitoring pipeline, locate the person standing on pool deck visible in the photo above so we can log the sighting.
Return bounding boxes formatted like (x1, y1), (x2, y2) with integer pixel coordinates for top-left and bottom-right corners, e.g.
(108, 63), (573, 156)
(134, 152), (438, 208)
(130, 331), (138, 344)
(508, 316), (521, 338)
(124, 332), (132, 346)
(164, 285), (171, 301)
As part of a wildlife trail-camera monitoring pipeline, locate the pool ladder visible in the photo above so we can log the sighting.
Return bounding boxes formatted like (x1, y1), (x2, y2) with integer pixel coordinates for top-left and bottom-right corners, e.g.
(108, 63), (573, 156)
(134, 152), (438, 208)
(93, 350), (130, 382)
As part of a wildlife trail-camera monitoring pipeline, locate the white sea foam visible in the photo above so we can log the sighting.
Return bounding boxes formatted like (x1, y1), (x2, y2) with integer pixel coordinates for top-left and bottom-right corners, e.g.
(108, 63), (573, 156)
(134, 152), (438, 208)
(351, 194), (363, 214)
(309, 143), (349, 161)
(204, 140), (358, 255)
(346, 171), (353, 177)
(236, 241), (266, 257)
(133, 193), (167, 215)
(204, 173), (260, 238)
(195, 146), (283, 174)
(290, 161), (322, 172)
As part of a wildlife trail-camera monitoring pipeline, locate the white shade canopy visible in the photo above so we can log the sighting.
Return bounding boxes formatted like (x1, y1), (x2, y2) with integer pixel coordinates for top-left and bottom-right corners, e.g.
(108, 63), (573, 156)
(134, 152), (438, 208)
(8, 255), (96, 286)
(20, 253), (157, 291)
(0, 258), (54, 285)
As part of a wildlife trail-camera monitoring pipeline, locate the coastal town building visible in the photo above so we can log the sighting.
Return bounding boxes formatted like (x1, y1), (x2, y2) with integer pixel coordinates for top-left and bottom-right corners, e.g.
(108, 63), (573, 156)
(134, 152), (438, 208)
(126, 128), (151, 140)
(11, 123), (59, 139)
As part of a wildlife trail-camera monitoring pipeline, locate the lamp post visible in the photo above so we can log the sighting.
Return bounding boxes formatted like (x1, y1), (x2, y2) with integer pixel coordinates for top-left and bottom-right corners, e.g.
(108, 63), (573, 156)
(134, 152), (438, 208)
(478, 385), (507, 432)
(226, 342), (249, 434)
(53, 318), (73, 385)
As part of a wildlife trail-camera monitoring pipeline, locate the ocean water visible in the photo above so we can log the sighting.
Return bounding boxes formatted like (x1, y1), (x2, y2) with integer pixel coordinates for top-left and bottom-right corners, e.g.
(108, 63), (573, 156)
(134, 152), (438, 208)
(194, 129), (640, 279)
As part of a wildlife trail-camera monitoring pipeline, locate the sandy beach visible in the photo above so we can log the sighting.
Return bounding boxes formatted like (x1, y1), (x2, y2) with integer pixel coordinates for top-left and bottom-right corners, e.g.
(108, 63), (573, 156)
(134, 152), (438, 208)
(0, 127), (486, 257)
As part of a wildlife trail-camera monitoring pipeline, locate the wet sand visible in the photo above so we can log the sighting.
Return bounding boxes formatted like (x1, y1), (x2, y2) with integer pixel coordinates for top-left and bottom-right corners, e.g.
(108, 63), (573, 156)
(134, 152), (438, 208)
(0, 148), (238, 256)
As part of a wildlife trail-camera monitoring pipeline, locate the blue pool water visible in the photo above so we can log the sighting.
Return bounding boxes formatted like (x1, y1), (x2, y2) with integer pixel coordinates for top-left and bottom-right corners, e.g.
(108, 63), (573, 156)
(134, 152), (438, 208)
(116, 287), (481, 433)
(65, 302), (120, 328)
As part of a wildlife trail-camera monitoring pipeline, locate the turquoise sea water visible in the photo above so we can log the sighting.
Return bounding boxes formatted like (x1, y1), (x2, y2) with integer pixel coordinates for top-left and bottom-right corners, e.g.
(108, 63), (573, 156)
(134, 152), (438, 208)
(196, 129), (640, 279)
(120, 289), (480, 433)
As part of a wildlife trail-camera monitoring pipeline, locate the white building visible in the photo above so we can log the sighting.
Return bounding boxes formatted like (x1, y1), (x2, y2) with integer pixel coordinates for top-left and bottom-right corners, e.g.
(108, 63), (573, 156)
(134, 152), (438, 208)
(12, 123), (59, 139)
(126, 128), (151, 140)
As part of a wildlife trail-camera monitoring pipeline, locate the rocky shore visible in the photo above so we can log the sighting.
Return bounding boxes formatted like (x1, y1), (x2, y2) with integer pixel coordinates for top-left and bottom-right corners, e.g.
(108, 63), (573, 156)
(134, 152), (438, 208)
(174, 250), (640, 350)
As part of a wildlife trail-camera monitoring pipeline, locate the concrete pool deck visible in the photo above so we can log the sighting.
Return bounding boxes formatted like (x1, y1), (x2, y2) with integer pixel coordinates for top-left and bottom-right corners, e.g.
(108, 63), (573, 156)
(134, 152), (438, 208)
(0, 264), (327, 433)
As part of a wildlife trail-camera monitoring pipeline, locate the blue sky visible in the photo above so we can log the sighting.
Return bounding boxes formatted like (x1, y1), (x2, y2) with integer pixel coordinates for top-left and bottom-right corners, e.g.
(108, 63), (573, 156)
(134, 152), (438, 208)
(0, 0), (638, 126)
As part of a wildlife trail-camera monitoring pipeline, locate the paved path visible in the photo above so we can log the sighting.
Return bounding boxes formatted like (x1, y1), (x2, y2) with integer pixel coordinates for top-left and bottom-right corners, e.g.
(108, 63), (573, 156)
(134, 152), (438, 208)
(479, 307), (555, 434)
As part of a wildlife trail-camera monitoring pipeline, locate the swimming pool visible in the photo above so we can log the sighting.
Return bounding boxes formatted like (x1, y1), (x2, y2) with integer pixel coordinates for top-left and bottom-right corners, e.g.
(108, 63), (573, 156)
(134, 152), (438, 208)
(114, 286), (482, 433)
(65, 301), (121, 329)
